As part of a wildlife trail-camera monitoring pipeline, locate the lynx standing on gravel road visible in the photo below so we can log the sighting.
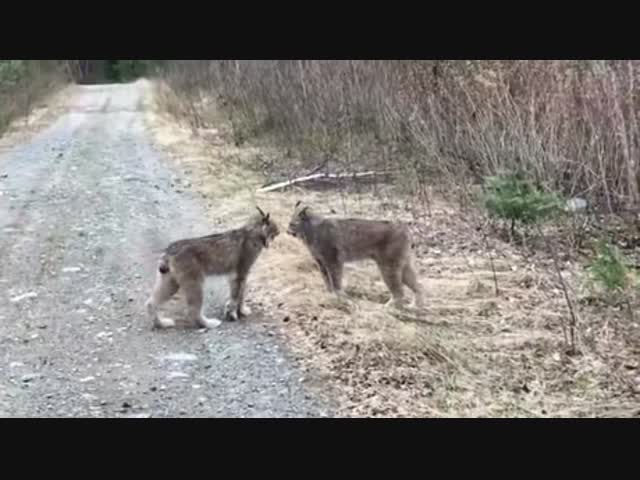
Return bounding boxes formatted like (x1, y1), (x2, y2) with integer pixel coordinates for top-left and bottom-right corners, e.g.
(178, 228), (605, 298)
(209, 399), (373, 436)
(287, 201), (424, 309)
(145, 207), (280, 329)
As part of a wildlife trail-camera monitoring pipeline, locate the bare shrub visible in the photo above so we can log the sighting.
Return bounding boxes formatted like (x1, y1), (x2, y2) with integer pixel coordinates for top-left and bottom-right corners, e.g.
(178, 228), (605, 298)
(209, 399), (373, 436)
(155, 61), (640, 213)
(0, 60), (69, 136)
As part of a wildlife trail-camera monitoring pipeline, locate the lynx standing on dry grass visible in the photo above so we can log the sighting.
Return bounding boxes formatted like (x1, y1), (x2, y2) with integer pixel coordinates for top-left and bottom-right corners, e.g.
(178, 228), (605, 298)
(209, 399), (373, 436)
(287, 201), (424, 309)
(145, 207), (280, 329)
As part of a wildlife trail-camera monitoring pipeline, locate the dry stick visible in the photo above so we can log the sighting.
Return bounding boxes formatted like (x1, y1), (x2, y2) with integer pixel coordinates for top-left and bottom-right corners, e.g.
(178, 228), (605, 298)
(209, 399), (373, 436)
(454, 172), (501, 297)
(298, 60), (308, 101)
(480, 221), (500, 297)
(418, 179), (433, 218)
(535, 223), (578, 352)
(626, 298), (634, 323)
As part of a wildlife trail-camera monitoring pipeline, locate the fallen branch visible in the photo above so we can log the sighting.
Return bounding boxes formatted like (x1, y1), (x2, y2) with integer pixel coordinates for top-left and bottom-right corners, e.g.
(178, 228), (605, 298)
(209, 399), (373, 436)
(257, 171), (393, 193)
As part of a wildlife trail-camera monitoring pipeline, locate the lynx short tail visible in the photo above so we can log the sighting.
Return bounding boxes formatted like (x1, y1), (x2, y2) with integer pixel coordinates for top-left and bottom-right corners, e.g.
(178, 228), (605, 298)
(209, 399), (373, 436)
(158, 256), (170, 274)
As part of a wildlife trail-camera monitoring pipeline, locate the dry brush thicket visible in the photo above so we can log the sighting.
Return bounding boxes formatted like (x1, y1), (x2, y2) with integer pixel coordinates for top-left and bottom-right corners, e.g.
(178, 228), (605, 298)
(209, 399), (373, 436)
(0, 60), (71, 136)
(158, 60), (640, 212)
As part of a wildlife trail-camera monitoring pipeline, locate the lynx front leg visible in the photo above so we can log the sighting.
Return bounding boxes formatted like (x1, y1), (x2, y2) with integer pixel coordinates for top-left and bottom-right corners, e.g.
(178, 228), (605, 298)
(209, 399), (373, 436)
(314, 256), (335, 292)
(238, 284), (252, 318)
(226, 273), (248, 321)
(327, 260), (345, 296)
(235, 275), (252, 318)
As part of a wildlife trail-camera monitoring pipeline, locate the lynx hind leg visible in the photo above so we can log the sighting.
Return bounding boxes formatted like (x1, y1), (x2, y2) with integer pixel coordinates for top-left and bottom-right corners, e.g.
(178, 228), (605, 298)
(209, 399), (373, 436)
(183, 279), (222, 329)
(402, 262), (425, 309)
(378, 262), (406, 310)
(146, 271), (179, 329)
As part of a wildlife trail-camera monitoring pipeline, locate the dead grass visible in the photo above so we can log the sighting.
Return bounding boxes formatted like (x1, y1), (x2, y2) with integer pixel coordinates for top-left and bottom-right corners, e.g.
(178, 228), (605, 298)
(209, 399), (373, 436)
(145, 80), (640, 418)
(0, 83), (74, 151)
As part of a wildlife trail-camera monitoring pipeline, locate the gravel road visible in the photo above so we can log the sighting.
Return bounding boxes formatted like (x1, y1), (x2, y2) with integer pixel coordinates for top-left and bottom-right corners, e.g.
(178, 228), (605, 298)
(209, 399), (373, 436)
(0, 82), (329, 417)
